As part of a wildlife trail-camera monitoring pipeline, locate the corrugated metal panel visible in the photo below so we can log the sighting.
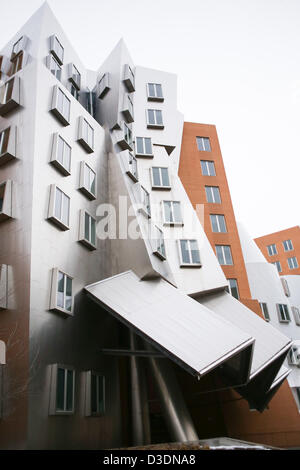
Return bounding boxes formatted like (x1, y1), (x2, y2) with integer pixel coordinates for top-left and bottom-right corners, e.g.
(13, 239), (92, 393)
(85, 271), (254, 377)
(199, 292), (292, 378)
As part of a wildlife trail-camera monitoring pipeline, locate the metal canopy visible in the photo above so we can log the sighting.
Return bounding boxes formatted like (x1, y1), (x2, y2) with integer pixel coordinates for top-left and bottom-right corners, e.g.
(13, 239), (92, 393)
(85, 270), (254, 380)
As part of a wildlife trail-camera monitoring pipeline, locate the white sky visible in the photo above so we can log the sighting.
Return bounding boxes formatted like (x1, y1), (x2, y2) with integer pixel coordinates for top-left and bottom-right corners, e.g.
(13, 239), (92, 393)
(1, 0), (300, 238)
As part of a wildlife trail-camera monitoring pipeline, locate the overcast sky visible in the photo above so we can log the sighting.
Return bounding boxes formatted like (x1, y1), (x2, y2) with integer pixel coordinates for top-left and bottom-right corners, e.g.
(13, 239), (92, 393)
(1, 0), (300, 238)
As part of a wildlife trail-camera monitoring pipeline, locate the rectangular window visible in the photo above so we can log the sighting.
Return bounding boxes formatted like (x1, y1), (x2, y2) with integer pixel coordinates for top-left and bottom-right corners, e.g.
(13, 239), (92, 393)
(292, 307), (300, 326)
(48, 185), (70, 230)
(78, 117), (94, 153)
(216, 245), (233, 265)
(0, 264), (8, 310)
(196, 136), (211, 151)
(116, 122), (133, 151)
(68, 63), (81, 89)
(281, 278), (290, 297)
(200, 160), (216, 176)
(85, 371), (105, 416)
(70, 84), (79, 101)
(135, 137), (153, 157)
(9, 52), (23, 77)
(79, 210), (96, 250)
(97, 73), (110, 99)
(0, 77), (21, 115)
(47, 54), (61, 81)
(0, 126), (17, 165)
(147, 109), (164, 129)
(50, 134), (71, 175)
(123, 64), (135, 92)
(151, 167), (170, 189)
(50, 86), (70, 126)
(288, 256), (298, 270)
(50, 35), (64, 65)
(53, 366), (75, 414)
(283, 239), (293, 251)
(79, 162), (96, 200)
(125, 152), (138, 182)
(272, 261), (282, 273)
(276, 303), (291, 322)
(139, 186), (151, 218)
(147, 83), (163, 101)
(49, 268), (73, 315)
(288, 347), (300, 365)
(0, 180), (13, 222)
(179, 239), (201, 267)
(122, 94), (134, 123)
(227, 279), (240, 300)
(12, 36), (26, 57)
(210, 214), (227, 233)
(163, 201), (183, 225)
(267, 244), (277, 256)
(205, 186), (221, 203)
(259, 302), (270, 321)
(153, 226), (166, 260)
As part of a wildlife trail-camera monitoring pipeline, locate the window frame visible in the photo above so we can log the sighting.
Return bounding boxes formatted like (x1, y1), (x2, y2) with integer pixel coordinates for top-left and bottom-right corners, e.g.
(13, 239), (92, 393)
(97, 73), (111, 99)
(78, 209), (97, 251)
(205, 185), (221, 204)
(47, 184), (70, 231)
(138, 185), (151, 218)
(283, 239), (293, 252)
(200, 160), (216, 176)
(287, 347), (300, 366)
(147, 83), (164, 102)
(50, 133), (71, 176)
(272, 261), (282, 273)
(151, 166), (171, 190)
(68, 63), (81, 90)
(122, 93), (134, 123)
(153, 225), (166, 260)
(79, 161), (97, 200)
(162, 200), (183, 226)
(259, 302), (270, 322)
(276, 303), (291, 323)
(50, 85), (71, 126)
(85, 371), (105, 417)
(49, 268), (73, 316)
(49, 35), (64, 65)
(215, 245), (233, 265)
(210, 214), (227, 233)
(124, 151), (138, 182)
(146, 109), (164, 129)
(267, 244), (277, 256)
(227, 278), (240, 300)
(49, 364), (75, 415)
(135, 137), (153, 158)
(0, 126), (17, 165)
(77, 116), (94, 153)
(288, 256), (298, 270)
(178, 239), (202, 267)
(0, 180), (13, 222)
(123, 64), (135, 92)
(46, 54), (62, 81)
(0, 76), (21, 116)
(292, 307), (300, 326)
(0, 264), (8, 310)
(196, 136), (211, 152)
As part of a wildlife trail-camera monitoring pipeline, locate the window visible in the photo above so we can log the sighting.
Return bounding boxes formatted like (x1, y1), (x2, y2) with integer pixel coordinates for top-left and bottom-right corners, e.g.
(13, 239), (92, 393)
(50, 86), (70, 126)
(292, 307), (300, 326)
(12, 36), (27, 58)
(9, 52), (23, 77)
(123, 64), (135, 92)
(97, 73), (110, 99)
(216, 245), (233, 265)
(70, 84), (79, 101)
(47, 54), (61, 81)
(68, 63), (81, 89)
(267, 244), (277, 256)
(139, 186), (151, 218)
(210, 214), (227, 233)
(288, 257), (298, 270)
(79, 210), (96, 250)
(124, 123), (132, 149)
(153, 226), (166, 260)
(281, 278), (290, 297)
(0, 264), (8, 310)
(205, 186), (221, 203)
(0, 126), (17, 165)
(200, 160), (216, 176)
(125, 152), (138, 182)
(48, 185), (70, 230)
(288, 347), (300, 365)
(49, 268), (73, 315)
(117, 123), (133, 151)
(147, 83), (163, 102)
(272, 261), (282, 273)
(163, 201), (183, 225)
(135, 137), (153, 157)
(50, 35), (64, 65)
(49, 365), (75, 415)
(79, 162), (96, 200)
(276, 303), (291, 323)
(0, 77), (21, 116)
(50, 134), (71, 175)
(227, 279), (240, 300)
(259, 302), (270, 321)
(78, 117), (94, 153)
(0, 180), (13, 222)
(122, 94), (134, 123)
(283, 239), (293, 252)
(179, 240), (201, 267)
(196, 136), (211, 151)
(151, 167), (170, 189)
(85, 372), (105, 416)
(146, 109), (164, 129)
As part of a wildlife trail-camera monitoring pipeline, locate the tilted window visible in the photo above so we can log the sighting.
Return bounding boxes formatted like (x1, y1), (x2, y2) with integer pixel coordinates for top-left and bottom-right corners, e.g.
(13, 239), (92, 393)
(97, 73), (110, 99)
(124, 151), (138, 182)
(0, 180), (13, 222)
(210, 214), (227, 233)
(200, 160), (216, 176)
(267, 244), (277, 256)
(77, 117), (94, 153)
(85, 371), (105, 416)
(292, 307), (300, 326)
(49, 35), (64, 65)
(288, 347), (300, 365)
(162, 200), (183, 225)
(138, 185), (151, 218)
(50, 86), (70, 126)
(9, 52), (24, 77)
(151, 167), (171, 189)
(47, 185), (70, 230)
(283, 239), (293, 252)
(259, 302), (270, 321)
(79, 162), (96, 200)
(49, 364), (75, 415)
(147, 83), (163, 102)
(122, 94), (134, 123)
(135, 137), (153, 157)
(276, 303), (291, 323)
(50, 268), (73, 315)
(50, 134), (71, 175)
(146, 109), (164, 129)
(78, 210), (96, 250)
(196, 136), (211, 151)
(178, 239), (201, 267)
(272, 261), (282, 273)
(227, 279), (240, 300)
(216, 245), (233, 265)
(205, 186), (221, 203)
(153, 226), (166, 260)
(281, 278), (290, 297)
(288, 256), (298, 270)
(68, 63), (81, 89)
(0, 77), (21, 115)
(11, 36), (28, 59)
(0, 126), (17, 165)
(123, 64), (135, 92)
(46, 54), (61, 81)
(116, 123), (133, 151)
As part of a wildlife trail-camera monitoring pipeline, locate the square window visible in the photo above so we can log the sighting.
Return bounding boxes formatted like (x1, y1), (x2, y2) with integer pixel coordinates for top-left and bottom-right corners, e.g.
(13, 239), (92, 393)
(205, 186), (221, 203)
(0, 126), (17, 165)
(151, 167), (171, 189)
(288, 256), (298, 270)
(147, 83), (164, 102)
(123, 64), (135, 92)
(50, 268), (73, 315)
(79, 162), (96, 200)
(146, 109), (164, 129)
(47, 185), (70, 230)
(78, 210), (97, 250)
(46, 54), (61, 81)
(0, 180), (13, 222)
(85, 371), (105, 416)
(200, 160), (216, 176)
(50, 134), (71, 175)
(276, 303), (291, 323)
(49, 364), (75, 415)
(135, 137), (153, 157)
(179, 239), (201, 267)
(50, 35), (64, 65)
(50, 86), (70, 126)
(259, 302), (270, 321)
(97, 73), (110, 99)
(163, 201), (183, 226)
(216, 245), (233, 265)
(0, 77), (21, 116)
(210, 214), (227, 233)
(77, 117), (94, 153)
(153, 226), (166, 260)
(196, 136), (211, 151)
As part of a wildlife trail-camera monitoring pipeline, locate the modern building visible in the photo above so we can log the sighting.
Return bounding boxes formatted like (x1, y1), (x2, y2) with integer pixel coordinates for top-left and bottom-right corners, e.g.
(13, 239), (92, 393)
(0, 3), (294, 449)
(179, 122), (300, 447)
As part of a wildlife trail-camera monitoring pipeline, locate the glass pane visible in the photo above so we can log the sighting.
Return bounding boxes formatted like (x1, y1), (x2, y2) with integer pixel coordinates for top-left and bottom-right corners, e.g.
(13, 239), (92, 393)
(196, 137), (204, 151)
(212, 187), (221, 203)
(204, 138), (211, 151)
(64, 144), (71, 172)
(65, 276), (72, 312)
(208, 161), (215, 176)
(229, 279), (239, 299)
(66, 370), (73, 411)
(180, 240), (190, 264)
(200, 161), (208, 175)
(57, 89), (64, 114)
(88, 124), (94, 148)
(136, 137), (144, 154)
(148, 83), (155, 97)
(161, 168), (169, 186)
(148, 110), (155, 125)
(91, 374), (97, 413)
(62, 194), (70, 226)
(64, 97), (70, 120)
(173, 202), (182, 223)
(156, 84), (163, 98)
(152, 167), (161, 186)
(205, 187), (213, 203)
(155, 110), (163, 125)
(144, 138), (152, 155)
(0, 128), (9, 155)
(216, 246), (224, 265)
(57, 271), (65, 308)
(218, 215), (227, 232)
(224, 245), (233, 265)
(5, 80), (14, 103)
(190, 240), (200, 264)
(56, 368), (65, 411)
(85, 212), (90, 241)
(163, 201), (172, 223)
(90, 169), (96, 195)
(210, 214), (219, 232)
(55, 188), (62, 220)
(91, 218), (96, 246)
(57, 136), (64, 164)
